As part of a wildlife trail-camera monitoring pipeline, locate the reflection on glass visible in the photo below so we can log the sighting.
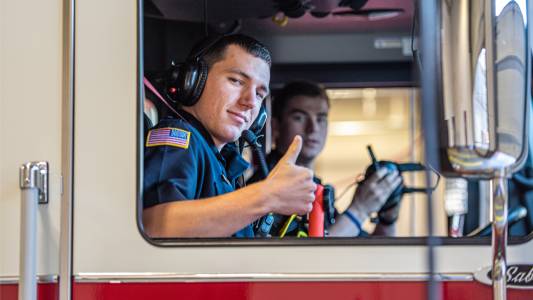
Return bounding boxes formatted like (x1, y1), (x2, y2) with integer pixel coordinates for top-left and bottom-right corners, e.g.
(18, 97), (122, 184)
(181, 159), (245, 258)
(436, 0), (531, 242)
(440, 0), (527, 172)
(495, 0), (527, 25)
(495, 0), (527, 159)
(473, 48), (489, 152)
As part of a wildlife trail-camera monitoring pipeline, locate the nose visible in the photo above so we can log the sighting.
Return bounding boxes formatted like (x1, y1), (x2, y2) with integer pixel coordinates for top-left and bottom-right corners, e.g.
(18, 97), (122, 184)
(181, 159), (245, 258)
(306, 117), (320, 133)
(239, 86), (257, 110)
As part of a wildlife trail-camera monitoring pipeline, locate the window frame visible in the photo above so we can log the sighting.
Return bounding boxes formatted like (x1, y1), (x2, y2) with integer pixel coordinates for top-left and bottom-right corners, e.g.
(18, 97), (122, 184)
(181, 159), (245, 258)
(135, 0), (533, 248)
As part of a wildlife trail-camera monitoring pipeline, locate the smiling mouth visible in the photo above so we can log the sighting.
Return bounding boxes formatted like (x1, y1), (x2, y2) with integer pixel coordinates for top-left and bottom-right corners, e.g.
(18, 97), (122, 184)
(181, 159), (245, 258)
(227, 110), (248, 123)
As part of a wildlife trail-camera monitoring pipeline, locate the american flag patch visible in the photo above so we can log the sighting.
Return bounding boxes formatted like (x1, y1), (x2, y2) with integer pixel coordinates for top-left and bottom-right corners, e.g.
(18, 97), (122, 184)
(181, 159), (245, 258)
(146, 127), (190, 149)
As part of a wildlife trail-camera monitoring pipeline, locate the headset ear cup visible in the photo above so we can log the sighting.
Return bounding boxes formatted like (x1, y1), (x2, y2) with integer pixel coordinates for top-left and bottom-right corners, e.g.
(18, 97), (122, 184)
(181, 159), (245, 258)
(190, 59), (209, 104)
(175, 62), (198, 106)
(168, 35), (223, 107)
(175, 59), (207, 106)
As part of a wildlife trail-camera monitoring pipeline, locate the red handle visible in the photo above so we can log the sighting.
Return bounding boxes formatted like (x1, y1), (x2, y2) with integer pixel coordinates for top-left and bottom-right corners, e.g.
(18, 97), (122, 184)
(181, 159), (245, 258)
(308, 184), (324, 237)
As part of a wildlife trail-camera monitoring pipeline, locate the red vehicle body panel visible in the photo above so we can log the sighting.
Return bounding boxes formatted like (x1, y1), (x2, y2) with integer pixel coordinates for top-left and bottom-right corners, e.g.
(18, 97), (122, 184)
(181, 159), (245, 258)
(0, 283), (58, 300)
(2, 281), (533, 300)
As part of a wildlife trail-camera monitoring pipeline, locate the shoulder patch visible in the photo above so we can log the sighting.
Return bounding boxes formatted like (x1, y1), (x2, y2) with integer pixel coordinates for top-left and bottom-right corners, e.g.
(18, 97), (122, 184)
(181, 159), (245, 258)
(146, 127), (191, 149)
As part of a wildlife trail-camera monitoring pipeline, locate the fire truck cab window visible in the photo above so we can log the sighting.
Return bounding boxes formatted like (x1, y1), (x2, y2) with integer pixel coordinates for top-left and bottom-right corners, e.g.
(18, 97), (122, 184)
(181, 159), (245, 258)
(139, 0), (533, 242)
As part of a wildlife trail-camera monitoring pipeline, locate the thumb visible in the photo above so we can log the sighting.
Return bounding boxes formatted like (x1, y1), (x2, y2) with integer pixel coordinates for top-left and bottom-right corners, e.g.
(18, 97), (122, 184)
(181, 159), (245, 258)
(280, 135), (302, 164)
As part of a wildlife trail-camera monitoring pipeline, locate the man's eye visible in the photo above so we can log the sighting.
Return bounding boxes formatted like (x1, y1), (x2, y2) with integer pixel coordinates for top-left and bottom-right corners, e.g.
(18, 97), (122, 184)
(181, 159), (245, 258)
(317, 116), (328, 124)
(229, 77), (243, 85)
(291, 114), (305, 122)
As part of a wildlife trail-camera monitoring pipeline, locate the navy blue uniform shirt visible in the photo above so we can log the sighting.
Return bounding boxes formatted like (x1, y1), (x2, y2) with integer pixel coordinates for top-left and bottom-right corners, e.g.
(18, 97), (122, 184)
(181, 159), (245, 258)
(143, 110), (253, 237)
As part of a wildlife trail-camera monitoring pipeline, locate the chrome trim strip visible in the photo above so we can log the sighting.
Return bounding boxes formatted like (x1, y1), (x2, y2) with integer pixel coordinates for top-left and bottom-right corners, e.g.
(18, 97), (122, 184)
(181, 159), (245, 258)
(408, 88), (417, 236)
(59, 0), (75, 299)
(74, 272), (474, 283)
(0, 275), (59, 284)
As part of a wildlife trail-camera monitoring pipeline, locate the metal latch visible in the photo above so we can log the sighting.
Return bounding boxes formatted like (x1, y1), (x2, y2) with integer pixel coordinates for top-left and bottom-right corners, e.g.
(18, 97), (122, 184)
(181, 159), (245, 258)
(19, 161), (49, 204)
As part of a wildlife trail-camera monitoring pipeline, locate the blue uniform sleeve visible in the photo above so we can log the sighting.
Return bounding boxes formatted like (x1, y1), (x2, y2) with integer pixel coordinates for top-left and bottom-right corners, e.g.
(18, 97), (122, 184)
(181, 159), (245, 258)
(143, 123), (202, 208)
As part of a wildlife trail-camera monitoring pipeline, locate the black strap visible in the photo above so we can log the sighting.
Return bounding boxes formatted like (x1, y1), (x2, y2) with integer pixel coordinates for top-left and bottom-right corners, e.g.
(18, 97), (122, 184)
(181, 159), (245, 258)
(143, 77), (185, 120)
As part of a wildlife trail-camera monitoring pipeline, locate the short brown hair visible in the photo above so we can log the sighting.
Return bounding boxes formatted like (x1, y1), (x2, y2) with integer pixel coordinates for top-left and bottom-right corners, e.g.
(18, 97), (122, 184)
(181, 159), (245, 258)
(272, 80), (330, 120)
(189, 34), (272, 68)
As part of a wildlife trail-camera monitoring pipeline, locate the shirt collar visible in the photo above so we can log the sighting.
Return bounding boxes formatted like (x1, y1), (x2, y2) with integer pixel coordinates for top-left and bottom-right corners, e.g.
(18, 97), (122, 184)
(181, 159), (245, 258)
(177, 110), (249, 180)
(221, 143), (250, 181)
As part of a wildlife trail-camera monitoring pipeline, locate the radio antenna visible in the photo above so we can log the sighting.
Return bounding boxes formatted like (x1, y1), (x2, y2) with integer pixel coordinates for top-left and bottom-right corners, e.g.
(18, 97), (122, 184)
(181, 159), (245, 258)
(367, 145), (377, 164)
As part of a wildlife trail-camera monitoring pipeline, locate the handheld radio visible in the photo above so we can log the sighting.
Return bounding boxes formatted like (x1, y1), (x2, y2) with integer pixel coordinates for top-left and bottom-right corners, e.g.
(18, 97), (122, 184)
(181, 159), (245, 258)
(362, 145), (439, 223)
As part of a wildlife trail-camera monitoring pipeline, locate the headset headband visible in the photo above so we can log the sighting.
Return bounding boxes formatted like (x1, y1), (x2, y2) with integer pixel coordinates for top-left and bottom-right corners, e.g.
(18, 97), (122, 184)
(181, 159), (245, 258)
(188, 34), (225, 62)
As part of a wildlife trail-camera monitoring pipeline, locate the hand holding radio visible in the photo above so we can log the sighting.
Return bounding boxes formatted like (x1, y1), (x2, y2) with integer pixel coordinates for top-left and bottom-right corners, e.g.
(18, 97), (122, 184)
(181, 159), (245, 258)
(265, 135), (317, 216)
(349, 167), (402, 223)
(352, 145), (440, 225)
(376, 200), (402, 226)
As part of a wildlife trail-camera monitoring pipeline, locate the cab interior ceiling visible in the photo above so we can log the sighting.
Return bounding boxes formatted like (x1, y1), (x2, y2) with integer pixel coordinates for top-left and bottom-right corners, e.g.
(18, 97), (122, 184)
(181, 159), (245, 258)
(144, 0), (415, 87)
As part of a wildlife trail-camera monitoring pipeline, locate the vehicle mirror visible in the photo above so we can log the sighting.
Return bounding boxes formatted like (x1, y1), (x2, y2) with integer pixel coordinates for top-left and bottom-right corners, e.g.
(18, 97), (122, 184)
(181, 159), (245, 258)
(438, 0), (530, 177)
(436, 1), (531, 297)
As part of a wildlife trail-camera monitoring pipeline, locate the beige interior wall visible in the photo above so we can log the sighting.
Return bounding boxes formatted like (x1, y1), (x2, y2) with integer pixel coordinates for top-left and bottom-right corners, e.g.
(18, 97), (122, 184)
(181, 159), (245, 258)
(315, 87), (447, 237)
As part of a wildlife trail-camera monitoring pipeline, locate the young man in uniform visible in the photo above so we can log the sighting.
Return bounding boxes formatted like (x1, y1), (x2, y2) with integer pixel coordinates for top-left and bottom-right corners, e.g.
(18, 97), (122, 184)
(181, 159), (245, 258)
(249, 81), (402, 236)
(143, 35), (317, 238)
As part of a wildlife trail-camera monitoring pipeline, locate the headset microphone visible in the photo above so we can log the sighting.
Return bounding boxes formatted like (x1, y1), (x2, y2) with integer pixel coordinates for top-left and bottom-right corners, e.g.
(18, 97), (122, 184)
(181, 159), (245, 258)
(241, 130), (269, 179)
(241, 129), (274, 237)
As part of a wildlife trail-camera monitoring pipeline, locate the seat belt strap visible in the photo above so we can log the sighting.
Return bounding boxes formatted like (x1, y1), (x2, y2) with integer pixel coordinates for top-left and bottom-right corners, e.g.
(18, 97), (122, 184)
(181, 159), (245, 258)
(143, 77), (183, 119)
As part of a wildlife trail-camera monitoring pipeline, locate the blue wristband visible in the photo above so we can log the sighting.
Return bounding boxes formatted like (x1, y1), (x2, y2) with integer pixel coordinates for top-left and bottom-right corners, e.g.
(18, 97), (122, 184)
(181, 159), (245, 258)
(344, 210), (362, 234)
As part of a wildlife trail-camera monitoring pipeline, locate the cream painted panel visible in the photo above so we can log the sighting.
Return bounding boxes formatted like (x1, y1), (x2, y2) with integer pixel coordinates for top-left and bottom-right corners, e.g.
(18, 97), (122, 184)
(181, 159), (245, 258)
(0, 0), (63, 277)
(73, 0), (533, 276)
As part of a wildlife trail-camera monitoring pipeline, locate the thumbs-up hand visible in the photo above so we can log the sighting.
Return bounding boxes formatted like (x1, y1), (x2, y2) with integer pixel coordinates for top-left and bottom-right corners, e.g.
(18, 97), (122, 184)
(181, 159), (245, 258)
(276, 134), (303, 165)
(266, 136), (317, 215)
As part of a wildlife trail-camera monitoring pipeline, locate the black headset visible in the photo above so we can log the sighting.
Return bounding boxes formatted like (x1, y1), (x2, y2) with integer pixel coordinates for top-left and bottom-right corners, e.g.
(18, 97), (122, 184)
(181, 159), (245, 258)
(165, 35), (224, 107)
(165, 34), (269, 136)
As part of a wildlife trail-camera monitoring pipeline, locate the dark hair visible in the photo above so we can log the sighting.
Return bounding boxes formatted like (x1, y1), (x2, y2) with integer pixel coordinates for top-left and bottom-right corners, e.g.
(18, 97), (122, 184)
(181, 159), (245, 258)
(189, 34), (272, 68)
(271, 80), (330, 120)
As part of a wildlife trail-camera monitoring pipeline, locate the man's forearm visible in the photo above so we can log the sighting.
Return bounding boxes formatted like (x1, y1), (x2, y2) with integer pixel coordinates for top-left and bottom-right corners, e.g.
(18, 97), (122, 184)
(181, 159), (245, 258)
(143, 182), (270, 237)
